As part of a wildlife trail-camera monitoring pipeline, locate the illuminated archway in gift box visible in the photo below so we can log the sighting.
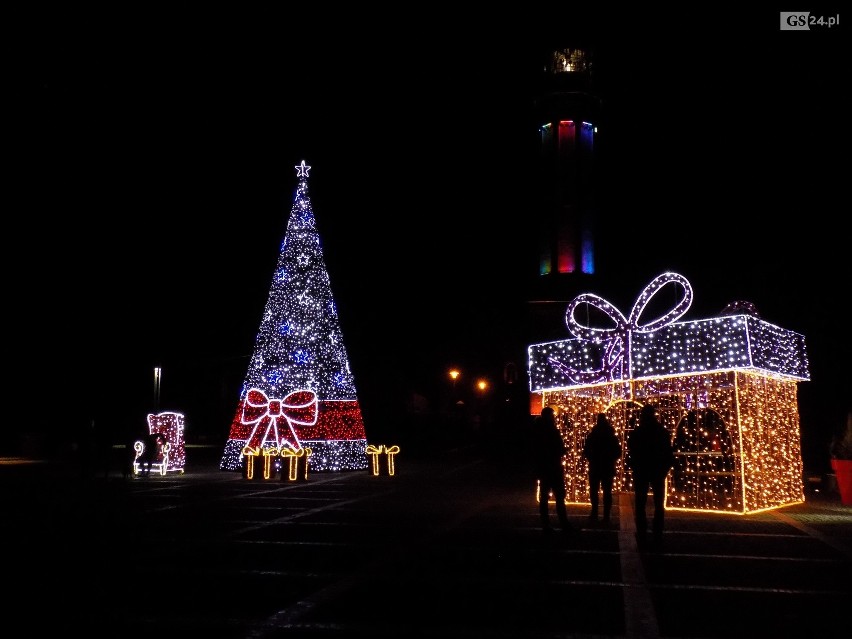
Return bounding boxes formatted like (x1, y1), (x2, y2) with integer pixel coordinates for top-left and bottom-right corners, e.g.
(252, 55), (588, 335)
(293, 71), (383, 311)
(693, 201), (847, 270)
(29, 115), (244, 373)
(527, 272), (810, 514)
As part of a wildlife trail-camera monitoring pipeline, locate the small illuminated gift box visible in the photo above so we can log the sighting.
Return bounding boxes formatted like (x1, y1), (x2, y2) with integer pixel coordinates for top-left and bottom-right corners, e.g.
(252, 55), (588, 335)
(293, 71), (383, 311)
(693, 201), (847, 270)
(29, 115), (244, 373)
(527, 272), (810, 514)
(365, 444), (400, 476)
(243, 445), (313, 481)
(280, 446), (312, 481)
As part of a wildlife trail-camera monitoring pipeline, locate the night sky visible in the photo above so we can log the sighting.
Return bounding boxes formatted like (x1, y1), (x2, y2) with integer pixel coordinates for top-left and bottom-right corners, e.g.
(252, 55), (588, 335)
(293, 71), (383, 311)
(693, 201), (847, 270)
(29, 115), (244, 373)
(8, 8), (848, 469)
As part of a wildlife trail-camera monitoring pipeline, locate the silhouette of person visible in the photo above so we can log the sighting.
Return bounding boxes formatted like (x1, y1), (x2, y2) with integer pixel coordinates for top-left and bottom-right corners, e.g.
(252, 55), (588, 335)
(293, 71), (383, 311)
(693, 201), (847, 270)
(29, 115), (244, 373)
(531, 406), (575, 535)
(627, 404), (675, 549)
(582, 413), (621, 527)
(138, 432), (165, 477)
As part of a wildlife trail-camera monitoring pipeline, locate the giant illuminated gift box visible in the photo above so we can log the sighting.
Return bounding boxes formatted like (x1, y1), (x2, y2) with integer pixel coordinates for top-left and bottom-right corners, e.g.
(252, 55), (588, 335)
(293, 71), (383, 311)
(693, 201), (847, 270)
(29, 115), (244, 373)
(527, 272), (810, 514)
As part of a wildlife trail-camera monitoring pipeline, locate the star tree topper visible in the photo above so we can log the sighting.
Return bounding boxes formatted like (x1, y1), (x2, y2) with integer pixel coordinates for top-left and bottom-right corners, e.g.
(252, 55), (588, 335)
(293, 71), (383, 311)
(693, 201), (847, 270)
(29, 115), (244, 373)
(295, 160), (311, 178)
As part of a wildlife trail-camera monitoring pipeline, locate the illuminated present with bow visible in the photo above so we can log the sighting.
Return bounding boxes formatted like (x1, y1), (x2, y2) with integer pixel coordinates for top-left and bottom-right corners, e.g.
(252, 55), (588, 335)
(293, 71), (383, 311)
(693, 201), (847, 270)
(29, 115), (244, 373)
(281, 446), (312, 481)
(527, 272), (810, 514)
(366, 444), (401, 476)
(242, 445), (281, 481)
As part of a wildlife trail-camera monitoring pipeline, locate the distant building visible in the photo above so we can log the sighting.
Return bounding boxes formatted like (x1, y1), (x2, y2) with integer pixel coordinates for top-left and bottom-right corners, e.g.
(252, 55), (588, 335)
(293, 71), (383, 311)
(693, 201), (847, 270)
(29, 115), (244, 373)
(526, 45), (604, 345)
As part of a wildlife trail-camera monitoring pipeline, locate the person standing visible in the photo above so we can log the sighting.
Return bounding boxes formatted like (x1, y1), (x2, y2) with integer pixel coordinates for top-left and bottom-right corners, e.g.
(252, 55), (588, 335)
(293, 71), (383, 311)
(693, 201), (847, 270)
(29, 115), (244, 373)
(627, 403), (675, 549)
(531, 407), (575, 535)
(582, 413), (621, 527)
(138, 432), (165, 477)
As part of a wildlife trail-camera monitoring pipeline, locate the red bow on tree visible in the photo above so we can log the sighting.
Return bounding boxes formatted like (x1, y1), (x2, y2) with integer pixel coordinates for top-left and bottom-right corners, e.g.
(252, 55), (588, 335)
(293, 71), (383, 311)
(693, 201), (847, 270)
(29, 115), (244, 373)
(241, 388), (318, 452)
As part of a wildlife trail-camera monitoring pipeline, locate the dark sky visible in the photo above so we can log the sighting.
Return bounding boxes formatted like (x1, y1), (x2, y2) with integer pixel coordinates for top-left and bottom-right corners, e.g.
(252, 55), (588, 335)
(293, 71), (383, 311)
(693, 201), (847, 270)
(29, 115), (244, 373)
(8, 7), (848, 465)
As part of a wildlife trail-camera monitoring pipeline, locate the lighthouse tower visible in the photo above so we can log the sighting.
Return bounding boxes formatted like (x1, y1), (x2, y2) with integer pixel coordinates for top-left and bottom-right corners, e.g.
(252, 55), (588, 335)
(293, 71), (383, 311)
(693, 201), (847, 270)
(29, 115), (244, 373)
(527, 45), (604, 343)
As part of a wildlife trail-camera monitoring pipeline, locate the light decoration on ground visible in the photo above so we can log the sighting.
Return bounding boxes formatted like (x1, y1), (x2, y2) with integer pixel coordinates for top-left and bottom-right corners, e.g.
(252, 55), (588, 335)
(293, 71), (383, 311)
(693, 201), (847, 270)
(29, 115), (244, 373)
(133, 411), (186, 475)
(220, 160), (369, 474)
(528, 272), (810, 514)
(281, 447), (312, 481)
(366, 444), (401, 476)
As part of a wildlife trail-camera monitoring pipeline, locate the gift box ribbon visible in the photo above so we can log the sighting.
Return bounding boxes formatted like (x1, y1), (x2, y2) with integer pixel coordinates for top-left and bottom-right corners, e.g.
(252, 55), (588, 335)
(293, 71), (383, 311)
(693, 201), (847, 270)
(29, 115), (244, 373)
(557, 272), (693, 383)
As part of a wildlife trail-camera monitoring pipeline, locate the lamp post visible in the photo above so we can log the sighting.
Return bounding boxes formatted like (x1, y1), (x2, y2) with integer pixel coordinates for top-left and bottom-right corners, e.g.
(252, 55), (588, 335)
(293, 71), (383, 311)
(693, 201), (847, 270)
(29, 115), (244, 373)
(448, 369), (463, 426)
(154, 367), (162, 412)
(449, 369), (460, 394)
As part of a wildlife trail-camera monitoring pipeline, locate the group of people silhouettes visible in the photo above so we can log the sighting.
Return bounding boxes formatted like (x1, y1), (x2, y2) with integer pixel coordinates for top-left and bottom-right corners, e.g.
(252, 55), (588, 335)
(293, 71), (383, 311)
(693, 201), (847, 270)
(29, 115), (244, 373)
(531, 403), (675, 549)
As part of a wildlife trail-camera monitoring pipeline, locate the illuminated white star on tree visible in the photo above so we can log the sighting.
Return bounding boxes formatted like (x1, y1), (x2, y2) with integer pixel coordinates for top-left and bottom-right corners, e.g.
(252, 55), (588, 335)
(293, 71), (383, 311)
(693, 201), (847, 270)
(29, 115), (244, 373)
(295, 160), (311, 178)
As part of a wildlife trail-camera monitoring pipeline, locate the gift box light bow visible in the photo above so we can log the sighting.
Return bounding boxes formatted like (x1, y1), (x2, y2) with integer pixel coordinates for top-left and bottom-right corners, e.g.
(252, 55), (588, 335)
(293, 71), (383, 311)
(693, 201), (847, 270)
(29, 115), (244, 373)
(528, 272), (809, 392)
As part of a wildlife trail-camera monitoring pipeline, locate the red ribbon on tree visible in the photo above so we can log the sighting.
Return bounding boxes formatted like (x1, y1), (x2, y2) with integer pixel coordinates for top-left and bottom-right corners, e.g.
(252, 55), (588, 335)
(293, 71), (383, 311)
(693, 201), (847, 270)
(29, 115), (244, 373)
(241, 388), (318, 452)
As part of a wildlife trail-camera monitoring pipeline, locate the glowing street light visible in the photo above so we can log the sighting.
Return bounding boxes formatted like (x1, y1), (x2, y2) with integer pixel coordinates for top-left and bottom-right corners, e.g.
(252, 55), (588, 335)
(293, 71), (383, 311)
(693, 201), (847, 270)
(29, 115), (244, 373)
(154, 367), (162, 411)
(449, 369), (460, 388)
(449, 369), (461, 396)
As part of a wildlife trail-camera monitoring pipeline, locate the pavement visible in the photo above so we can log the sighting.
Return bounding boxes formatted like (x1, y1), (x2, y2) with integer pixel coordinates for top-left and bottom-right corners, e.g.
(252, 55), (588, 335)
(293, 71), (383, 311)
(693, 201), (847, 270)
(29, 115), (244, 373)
(2, 442), (850, 639)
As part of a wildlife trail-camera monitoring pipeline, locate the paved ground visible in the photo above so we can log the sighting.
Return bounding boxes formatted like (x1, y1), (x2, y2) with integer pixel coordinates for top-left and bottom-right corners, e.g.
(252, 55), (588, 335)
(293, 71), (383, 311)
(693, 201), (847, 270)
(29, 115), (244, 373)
(3, 443), (850, 638)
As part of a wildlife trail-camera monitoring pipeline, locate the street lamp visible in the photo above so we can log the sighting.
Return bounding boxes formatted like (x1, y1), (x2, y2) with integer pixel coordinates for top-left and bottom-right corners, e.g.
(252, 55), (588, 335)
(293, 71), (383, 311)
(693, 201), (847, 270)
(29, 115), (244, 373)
(154, 367), (162, 412)
(449, 369), (460, 392)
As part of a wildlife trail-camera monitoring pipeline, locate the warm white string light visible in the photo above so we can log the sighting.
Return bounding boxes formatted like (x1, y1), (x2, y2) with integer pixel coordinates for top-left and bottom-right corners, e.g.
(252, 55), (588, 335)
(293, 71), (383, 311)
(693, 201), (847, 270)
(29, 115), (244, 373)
(528, 272), (809, 514)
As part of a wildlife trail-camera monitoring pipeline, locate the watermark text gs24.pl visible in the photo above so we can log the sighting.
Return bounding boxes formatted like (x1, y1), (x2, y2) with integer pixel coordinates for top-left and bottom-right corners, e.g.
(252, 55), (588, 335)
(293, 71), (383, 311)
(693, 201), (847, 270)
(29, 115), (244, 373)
(780, 12), (840, 30)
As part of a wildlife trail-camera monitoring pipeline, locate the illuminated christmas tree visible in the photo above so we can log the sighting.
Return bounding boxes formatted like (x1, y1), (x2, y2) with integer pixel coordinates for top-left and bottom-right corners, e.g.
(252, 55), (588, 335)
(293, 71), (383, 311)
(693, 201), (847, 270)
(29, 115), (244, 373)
(220, 160), (368, 472)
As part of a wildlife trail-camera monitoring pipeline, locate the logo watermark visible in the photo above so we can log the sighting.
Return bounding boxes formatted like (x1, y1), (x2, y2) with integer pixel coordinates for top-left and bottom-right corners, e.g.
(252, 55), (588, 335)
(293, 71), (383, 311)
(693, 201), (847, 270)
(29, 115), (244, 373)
(780, 12), (840, 30)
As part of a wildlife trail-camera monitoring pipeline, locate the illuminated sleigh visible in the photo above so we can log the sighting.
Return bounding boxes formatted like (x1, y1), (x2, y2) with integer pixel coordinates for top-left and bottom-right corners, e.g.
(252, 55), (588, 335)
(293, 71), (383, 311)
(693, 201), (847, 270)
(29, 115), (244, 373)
(132, 411), (187, 476)
(528, 272), (810, 514)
